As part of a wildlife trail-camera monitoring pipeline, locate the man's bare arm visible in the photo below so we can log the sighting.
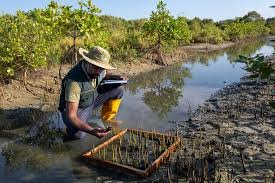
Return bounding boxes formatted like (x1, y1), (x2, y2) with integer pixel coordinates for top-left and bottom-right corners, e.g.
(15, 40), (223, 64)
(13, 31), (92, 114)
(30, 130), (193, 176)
(66, 102), (110, 138)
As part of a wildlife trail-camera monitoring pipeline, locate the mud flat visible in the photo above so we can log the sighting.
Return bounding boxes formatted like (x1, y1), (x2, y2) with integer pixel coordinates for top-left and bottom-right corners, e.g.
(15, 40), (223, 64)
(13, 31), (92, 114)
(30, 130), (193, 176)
(169, 72), (274, 182)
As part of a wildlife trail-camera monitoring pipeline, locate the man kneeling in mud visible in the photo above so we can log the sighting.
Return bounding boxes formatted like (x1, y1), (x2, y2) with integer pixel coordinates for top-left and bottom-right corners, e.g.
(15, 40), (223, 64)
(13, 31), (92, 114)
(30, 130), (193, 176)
(58, 46), (126, 140)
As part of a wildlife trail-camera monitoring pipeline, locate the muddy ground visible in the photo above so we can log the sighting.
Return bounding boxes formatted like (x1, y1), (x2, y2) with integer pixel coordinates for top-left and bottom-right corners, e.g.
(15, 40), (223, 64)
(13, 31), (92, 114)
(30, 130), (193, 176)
(0, 41), (274, 182)
(167, 75), (275, 182)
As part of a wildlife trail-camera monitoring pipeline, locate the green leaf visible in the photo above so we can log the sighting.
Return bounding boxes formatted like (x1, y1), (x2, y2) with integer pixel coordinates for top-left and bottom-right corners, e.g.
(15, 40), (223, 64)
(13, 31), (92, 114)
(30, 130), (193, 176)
(269, 101), (275, 110)
(6, 68), (14, 76)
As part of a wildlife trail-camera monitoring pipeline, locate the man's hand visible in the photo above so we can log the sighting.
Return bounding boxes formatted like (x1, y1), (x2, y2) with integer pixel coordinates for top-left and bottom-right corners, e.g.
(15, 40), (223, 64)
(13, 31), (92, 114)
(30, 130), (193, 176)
(89, 128), (111, 138)
(66, 102), (111, 138)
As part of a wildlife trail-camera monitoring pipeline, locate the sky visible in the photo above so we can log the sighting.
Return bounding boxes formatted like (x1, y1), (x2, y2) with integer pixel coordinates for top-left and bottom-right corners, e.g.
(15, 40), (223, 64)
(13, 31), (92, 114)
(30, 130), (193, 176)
(0, 0), (274, 21)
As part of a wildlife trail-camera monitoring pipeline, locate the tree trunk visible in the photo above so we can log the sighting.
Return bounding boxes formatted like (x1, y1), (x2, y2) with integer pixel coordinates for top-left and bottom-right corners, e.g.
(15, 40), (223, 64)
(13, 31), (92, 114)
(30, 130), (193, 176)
(156, 36), (168, 66)
(73, 26), (78, 65)
(23, 67), (38, 96)
(23, 67), (28, 85)
(58, 45), (74, 80)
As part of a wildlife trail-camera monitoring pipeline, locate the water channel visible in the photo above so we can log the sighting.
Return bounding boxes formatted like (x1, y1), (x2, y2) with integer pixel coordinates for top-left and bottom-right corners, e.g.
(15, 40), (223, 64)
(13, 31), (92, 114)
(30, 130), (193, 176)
(0, 40), (274, 182)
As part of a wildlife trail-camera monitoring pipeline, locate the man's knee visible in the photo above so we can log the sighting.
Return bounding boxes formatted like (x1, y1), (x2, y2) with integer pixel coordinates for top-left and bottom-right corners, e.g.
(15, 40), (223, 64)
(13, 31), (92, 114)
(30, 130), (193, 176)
(115, 86), (124, 99)
(75, 131), (86, 139)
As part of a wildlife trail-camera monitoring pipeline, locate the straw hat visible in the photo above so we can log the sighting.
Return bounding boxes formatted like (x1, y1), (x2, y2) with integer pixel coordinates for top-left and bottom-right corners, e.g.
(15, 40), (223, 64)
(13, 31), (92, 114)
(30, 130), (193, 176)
(79, 46), (116, 70)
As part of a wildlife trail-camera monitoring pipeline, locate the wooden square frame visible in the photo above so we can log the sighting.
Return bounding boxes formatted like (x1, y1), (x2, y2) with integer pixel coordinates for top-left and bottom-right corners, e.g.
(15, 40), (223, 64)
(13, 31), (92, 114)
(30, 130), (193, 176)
(82, 129), (181, 177)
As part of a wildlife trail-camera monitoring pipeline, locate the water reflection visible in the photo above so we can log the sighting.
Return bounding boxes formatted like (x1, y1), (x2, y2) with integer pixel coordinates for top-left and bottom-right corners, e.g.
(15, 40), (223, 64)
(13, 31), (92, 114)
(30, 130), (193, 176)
(1, 121), (69, 175)
(127, 64), (191, 118)
(125, 40), (272, 119)
(2, 143), (53, 171)
(226, 40), (266, 62)
(188, 51), (224, 66)
(188, 40), (267, 65)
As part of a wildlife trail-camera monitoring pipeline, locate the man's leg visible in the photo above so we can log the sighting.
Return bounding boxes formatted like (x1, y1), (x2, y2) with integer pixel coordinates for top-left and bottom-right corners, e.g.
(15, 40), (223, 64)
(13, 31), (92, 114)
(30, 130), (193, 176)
(93, 86), (123, 109)
(62, 86), (123, 139)
(62, 103), (96, 139)
(93, 86), (123, 123)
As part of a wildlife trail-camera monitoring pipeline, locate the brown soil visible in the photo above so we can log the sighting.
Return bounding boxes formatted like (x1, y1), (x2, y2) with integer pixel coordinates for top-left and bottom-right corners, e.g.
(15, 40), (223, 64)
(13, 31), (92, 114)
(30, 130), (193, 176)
(183, 41), (236, 52)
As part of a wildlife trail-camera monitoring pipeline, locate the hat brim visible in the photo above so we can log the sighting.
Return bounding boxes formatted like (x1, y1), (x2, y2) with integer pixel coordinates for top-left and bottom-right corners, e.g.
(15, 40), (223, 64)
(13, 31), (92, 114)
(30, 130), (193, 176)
(79, 48), (117, 70)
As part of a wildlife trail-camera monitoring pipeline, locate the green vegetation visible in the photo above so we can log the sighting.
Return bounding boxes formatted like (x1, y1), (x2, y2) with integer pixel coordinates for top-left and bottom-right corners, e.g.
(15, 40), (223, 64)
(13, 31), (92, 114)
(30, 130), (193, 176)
(237, 54), (275, 110)
(266, 18), (275, 35)
(223, 19), (269, 42)
(0, 12), (52, 83)
(237, 54), (274, 79)
(142, 0), (191, 65)
(0, 0), (273, 82)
